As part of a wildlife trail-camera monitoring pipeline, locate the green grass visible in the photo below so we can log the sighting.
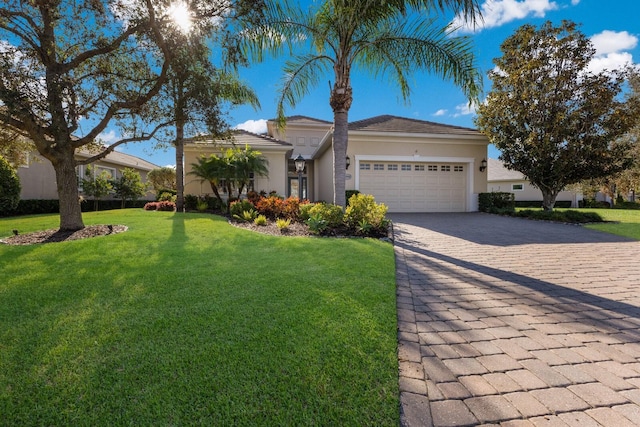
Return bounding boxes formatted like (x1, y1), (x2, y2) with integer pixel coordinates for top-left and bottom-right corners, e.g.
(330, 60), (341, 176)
(0, 210), (398, 425)
(514, 207), (640, 240)
(579, 208), (640, 240)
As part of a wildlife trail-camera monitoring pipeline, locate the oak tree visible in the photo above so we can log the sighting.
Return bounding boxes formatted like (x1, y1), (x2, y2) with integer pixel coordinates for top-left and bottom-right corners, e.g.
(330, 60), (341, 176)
(476, 21), (640, 210)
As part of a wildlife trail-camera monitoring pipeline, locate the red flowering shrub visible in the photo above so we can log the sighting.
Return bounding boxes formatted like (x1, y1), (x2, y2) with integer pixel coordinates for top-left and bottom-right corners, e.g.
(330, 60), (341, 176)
(144, 201), (176, 211)
(255, 196), (285, 219)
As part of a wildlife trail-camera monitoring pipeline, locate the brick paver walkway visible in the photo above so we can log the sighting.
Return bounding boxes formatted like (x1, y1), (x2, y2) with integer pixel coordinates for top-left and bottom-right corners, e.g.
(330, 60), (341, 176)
(391, 213), (640, 427)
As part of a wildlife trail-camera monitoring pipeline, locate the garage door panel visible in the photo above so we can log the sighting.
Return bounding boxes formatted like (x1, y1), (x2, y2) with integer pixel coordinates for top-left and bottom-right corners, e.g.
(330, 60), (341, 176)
(359, 161), (466, 213)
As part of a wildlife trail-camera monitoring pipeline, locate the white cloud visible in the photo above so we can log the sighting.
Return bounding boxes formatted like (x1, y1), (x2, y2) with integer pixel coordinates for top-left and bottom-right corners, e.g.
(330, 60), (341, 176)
(433, 109), (448, 117)
(235, 119), (268, 134)
(97, 129), (119, 144)
(454, 103), (476, 117)
(453, 0), (561, 33)
(590, 30), (637, 56)
(588, 30), (638, 74)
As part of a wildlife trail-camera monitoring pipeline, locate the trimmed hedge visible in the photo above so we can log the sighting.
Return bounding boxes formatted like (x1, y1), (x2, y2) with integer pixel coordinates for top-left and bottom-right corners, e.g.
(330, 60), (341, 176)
(514, 200), (572, 209)
(478, 192), (515, 213)
(5, 199), (149, 217)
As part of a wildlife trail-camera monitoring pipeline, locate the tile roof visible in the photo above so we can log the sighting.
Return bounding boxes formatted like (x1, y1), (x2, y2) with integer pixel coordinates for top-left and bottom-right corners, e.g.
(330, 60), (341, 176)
(77, 149), (159, 170)
(282, 115), (332, 125)
(487, 158), (526, 181)
(186, 129), (291, 149)
(348, 115), (481, 135)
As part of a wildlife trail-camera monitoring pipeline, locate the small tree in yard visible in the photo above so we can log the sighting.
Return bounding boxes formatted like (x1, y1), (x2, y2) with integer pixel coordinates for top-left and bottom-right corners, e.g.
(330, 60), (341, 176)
(111, 168), (148, 208)
(0, 155), (21, 215)
(476, 21), (640, 211)
(81, 166), (112, 211)
(147, 167), (177, 196)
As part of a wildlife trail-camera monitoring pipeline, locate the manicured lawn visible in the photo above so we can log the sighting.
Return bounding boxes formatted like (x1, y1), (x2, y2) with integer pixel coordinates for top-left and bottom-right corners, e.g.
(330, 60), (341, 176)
(579, 208), (640, 240)
(0, 210), (399, 425)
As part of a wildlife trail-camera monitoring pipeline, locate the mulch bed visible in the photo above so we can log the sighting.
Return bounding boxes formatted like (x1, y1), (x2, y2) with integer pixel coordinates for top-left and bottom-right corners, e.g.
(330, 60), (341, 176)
(1, 225), (128, 246)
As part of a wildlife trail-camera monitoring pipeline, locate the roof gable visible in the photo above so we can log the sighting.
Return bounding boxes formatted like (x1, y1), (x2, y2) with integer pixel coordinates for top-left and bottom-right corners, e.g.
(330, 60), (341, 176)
(349, 115), (481, 136)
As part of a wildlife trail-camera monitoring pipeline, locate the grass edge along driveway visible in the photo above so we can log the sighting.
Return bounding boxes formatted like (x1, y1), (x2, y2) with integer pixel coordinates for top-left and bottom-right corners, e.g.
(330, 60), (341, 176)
(0, 210), (399, 426)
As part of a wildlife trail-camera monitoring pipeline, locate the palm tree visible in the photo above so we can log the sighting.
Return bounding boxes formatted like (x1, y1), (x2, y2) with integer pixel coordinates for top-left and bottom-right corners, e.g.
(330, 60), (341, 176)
(229, 146), (269, 197)
(189, 146), (269, 206)
(244, 0), (482, 208)
(189, 154), (229, 205)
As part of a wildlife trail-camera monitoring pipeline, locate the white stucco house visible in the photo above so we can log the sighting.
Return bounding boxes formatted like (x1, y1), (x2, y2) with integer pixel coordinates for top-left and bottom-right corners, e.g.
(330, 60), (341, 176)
(184, 115), (490, 213)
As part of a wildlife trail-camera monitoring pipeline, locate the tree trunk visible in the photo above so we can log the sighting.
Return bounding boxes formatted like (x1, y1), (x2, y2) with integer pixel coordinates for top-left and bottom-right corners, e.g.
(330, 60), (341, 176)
(53, 151), (84, 231)
(330, 84), (352, 209)
(332, 109), (349, 208)
(175, 135), (184, 212)
(541, 190), (559, 211)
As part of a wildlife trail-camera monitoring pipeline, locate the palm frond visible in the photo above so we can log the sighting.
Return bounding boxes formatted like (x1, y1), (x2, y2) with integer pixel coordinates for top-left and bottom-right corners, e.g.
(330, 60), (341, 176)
(275, 54), (333, 127)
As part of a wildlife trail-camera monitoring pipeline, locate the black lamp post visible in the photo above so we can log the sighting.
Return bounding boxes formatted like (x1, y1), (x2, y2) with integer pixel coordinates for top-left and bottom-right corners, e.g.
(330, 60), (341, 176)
(294, 154), (305, 200)
(479, 158), (487, 172)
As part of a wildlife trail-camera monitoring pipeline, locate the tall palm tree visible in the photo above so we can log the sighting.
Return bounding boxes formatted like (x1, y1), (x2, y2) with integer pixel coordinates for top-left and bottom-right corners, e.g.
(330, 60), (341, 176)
(244, 0), (482, 208)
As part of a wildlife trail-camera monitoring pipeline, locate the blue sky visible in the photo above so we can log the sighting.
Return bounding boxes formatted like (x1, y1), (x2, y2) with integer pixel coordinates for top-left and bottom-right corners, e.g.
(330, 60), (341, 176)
(110, 0), (640, 167)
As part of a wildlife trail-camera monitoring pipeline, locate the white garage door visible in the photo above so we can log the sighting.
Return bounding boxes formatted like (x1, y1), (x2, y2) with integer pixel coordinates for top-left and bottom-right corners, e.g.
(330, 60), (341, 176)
(358, 161), (467, 212)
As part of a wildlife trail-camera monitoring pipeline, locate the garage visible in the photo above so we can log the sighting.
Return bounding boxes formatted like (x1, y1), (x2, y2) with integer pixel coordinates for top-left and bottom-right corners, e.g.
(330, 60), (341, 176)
(358, 161), (467, 212)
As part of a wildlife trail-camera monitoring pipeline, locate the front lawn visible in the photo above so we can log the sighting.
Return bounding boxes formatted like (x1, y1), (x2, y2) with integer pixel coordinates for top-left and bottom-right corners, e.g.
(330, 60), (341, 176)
(580, 208), (640, 240)
(0, 210), (399, 425)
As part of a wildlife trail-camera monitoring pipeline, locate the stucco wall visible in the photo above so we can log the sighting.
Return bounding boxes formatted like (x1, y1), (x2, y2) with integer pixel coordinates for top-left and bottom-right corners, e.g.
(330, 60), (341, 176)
(183, 146), (289, 198)
(17, 152), (154, 200)
(489, 180), (580, 207)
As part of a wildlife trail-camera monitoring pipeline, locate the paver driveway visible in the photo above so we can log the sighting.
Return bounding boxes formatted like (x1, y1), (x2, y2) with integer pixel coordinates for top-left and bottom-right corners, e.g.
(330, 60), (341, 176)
(391, 213), (640, 427)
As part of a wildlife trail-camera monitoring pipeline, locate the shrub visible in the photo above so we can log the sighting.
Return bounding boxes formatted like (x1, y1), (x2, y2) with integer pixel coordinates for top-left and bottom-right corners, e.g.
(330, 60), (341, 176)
(230, 199), (255, 218)
(282, 196), (306, 221)
(306, 214), (328, 235)
(0, 156), (21, 215)
(144, 201), (176, 211)
(276, 218), (291, 231)
(254, 214), (268, 226)
(307, 202), (344, 228)
(613, 201), (640, 210)
(514, 209), (603, 223)
(235, 209), (257, 222)
(299, 202), (315, 222)
(345, 190), (360, 204)
(196, 200), (208, 212)
(255, 196), (285, 219)
(344, 193), (388, 234)
(247, 190), (261, 205)
(157, 192), (177, 202)
(184, 194), (199, 210)
(479, 192), (515, 213)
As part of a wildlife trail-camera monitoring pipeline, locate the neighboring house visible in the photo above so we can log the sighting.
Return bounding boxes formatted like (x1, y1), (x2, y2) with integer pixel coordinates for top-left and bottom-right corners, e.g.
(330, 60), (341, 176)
(487, 158), (581, 207)
(17, 149), (159, 200)
(185, 115), (490, 213)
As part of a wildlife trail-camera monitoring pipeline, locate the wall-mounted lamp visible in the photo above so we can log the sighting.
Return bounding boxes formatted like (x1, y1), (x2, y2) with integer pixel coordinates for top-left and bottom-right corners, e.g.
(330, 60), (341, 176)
(345, 155), (351, 170)
(479, 158), (487, 172)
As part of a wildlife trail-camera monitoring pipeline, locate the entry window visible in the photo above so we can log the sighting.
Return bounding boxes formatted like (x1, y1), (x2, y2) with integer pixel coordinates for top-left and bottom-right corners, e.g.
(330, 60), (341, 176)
(441, 165), (451, 172)
(374, 164), (384, 171)
(360, 163), (370, 170)
(427, 165), (437, 171)
(387, 164), (398, 171)
(454, 166), (464, 172)
(401, 164), (411, 171)
(512, 184), (524, 191)
(414, 165), (425, 171)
